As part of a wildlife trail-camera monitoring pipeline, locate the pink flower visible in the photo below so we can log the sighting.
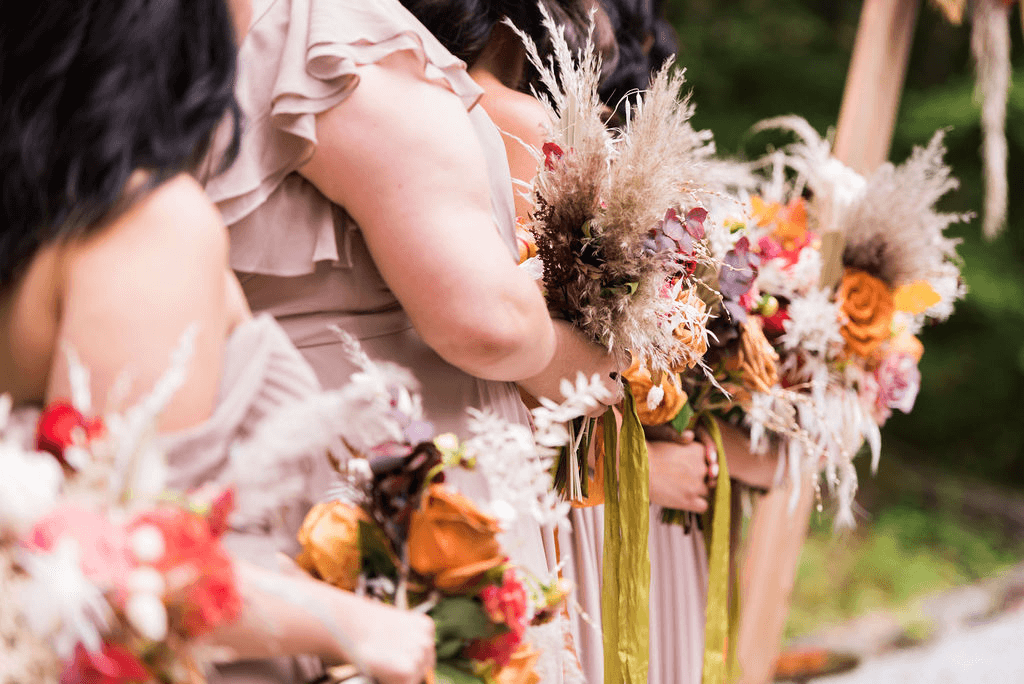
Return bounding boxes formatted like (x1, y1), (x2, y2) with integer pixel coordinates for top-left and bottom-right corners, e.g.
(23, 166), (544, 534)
(60, 642), (149, 684)
(479, 570), (529, 636)
(874, 353), (921, 421)
(30, 506), (135, 590)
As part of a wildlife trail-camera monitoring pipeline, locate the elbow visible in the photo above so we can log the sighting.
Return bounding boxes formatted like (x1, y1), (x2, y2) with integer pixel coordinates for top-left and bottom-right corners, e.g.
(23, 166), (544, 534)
(426, 305), (555, 382)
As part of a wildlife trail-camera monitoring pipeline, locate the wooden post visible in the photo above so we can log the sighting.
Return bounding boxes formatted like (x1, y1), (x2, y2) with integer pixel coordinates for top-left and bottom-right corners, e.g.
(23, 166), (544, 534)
(734, 2), (920, 682)
(834, 0), (921, 174)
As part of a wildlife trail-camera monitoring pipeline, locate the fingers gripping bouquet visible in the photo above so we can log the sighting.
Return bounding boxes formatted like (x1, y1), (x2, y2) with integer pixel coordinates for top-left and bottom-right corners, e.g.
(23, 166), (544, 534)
(293, 334), (605, 684)
(1, 332), (242, 684)
(732, 117), (965, 525)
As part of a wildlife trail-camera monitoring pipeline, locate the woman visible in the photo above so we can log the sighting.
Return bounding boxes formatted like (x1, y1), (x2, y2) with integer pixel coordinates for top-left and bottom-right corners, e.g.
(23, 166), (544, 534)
(404, 2), (778, 680)
(204, 0), (623, 679)
(0, 2), (434, 683)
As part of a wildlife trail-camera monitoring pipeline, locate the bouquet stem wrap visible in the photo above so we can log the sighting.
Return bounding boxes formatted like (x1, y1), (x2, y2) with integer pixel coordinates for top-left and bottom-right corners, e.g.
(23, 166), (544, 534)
(701, 415), (732, 684)
(601, 386), (650, 684)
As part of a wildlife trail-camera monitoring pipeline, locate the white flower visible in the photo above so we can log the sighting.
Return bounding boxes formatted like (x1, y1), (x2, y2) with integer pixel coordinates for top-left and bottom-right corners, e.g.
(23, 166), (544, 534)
(125, 591), (168, 642)
(129, 526), (166, 564)
(0, 443), (62, 535)
(779, 288), (844, 357)
(18, 539), (110, 658)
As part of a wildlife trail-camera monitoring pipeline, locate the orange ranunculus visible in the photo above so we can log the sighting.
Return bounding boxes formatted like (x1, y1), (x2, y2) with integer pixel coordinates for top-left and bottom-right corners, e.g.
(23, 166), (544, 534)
(407, 485), (504, 593)
(295, 501), (369, 592)
(622, 357), (687, 426)
(837, 269), (895, 358)
(890, 328), (925, 363)
(491, 644), (542, 684)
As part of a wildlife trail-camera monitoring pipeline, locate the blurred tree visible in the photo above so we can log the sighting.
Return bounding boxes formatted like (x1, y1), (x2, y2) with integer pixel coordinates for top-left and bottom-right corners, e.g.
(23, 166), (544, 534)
(664, 0), (1024, 484)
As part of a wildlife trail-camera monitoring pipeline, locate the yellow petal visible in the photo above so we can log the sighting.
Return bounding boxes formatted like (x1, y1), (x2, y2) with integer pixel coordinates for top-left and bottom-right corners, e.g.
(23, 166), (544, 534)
(893, 281), (941, 315)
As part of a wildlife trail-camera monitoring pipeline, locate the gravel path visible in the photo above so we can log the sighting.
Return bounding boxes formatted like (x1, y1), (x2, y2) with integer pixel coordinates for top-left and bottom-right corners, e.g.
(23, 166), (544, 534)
(818, 606), (1024, 684)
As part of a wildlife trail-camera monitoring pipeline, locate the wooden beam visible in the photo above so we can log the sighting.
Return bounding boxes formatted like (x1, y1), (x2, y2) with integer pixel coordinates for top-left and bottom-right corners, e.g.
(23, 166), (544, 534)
(834, 0), (921, 174)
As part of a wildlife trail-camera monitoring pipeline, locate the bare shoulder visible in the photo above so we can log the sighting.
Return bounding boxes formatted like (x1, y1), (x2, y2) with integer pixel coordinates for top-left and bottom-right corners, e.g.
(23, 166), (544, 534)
(478, 83), (550, 149)
(105, 174), (227, 258)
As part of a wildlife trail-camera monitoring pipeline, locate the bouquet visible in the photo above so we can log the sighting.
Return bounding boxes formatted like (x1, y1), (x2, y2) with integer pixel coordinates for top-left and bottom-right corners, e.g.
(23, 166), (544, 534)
(735, 117), (965, 525)
(294, 334), (606, 684)
(1, 334), (242, 684)
(511, 11), (733, 683)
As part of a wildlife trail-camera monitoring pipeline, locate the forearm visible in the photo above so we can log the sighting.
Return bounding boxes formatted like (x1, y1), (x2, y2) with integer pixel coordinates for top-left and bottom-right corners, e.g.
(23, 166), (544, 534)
(718, 422), (778, 490)
(209, 562), (355, 664)
(516, 320), (622, 405)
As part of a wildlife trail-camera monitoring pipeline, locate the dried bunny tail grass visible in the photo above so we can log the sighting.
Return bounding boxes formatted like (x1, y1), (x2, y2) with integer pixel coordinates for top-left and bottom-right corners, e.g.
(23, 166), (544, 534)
(840, 131), (966, 287)
(971, 0), (1012, 238)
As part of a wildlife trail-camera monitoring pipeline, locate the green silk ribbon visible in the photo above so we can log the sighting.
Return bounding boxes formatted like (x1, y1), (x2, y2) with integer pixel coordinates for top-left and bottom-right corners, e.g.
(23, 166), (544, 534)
(701, 415), (732, 684)
(601, 387), (651, 684)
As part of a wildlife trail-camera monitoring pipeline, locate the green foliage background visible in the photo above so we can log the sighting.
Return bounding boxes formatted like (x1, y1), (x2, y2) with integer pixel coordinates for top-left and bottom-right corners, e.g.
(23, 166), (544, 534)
(666, 0), (1024, 485)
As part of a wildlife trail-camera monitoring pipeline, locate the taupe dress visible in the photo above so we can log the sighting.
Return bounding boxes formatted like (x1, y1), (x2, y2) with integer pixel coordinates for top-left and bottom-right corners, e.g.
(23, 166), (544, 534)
(204, 0), (569, 679)
(160, 315), (330, 684)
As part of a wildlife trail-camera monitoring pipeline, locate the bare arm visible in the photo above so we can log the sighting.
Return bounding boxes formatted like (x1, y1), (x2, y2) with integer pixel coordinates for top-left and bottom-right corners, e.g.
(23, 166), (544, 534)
(299, 51), (555, 382)
(214, 563), (434, 684)
(475, 79), (624, 403)
(48, 176), (234, 430)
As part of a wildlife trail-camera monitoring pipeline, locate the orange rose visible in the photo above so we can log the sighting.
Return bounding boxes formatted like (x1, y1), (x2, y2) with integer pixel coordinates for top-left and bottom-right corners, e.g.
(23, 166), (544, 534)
(838, 269), (895, 358)
(407, 485), (505, 593)
(622, 357), (687, 426)
(295, 501), (369, 592)
(492, 644), (542, 684)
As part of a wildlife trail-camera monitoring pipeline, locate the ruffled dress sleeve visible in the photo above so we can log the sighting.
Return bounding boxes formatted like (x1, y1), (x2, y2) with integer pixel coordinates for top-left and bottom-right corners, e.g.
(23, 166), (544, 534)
(204, 0), (485, 276)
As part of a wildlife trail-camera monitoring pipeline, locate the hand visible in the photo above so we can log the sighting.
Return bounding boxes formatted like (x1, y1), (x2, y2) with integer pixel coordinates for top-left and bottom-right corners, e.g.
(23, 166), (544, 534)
(647, 431), (712, 513)
(344, 601), (436, 684)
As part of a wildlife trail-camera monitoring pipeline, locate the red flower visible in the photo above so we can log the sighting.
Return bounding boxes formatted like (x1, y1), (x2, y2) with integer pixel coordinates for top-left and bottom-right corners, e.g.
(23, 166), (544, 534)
(761, 307), (790, 337)
(542, 142), (564, 170)
(36, 401), (105, 467)
(130, 507), (242, 637)
(61, 643), (149, 684)
(465, 630), (523, 668)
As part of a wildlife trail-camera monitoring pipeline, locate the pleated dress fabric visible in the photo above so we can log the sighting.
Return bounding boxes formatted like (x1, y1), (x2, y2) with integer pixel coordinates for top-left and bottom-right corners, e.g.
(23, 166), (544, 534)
(157, 314), (332, 684)
(204, 0), (570, 679)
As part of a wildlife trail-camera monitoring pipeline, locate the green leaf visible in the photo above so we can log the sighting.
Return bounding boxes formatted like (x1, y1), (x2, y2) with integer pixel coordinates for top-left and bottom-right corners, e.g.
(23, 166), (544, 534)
(670, 400), (695, 433)
(430, 597), (500, 644)
(434, 662), (486, 684)
(358, 520), (396, 578)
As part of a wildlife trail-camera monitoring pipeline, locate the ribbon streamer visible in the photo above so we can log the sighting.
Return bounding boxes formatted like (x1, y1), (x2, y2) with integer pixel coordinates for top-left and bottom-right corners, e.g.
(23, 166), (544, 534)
(601, 387), (651, 684)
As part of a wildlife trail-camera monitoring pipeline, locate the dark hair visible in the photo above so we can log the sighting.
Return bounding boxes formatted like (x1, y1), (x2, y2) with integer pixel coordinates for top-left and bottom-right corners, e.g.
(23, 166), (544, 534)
(399, 0), (604, 93)
(597, 0), (679, 112)
(0, 0), (241, 288)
